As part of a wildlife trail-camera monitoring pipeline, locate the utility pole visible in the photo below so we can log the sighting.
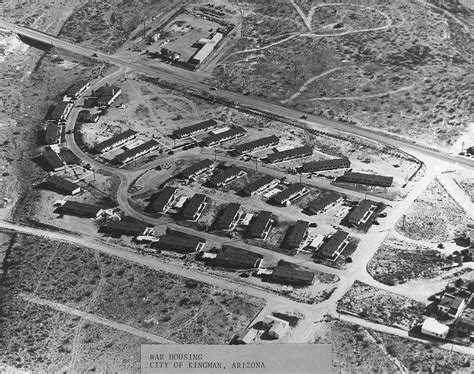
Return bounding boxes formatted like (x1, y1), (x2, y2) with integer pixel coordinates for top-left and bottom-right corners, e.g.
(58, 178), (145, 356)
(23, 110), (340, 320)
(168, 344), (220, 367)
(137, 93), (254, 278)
(143, 20), (146, 41)
(299, 172), (302, 184)
(214, 148), (217, 161)
(255, 158), (258, 173)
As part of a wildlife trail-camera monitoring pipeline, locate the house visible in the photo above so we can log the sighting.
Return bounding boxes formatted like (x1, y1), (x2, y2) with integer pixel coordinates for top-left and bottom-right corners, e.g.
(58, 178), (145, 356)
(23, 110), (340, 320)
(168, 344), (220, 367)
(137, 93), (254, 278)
(262, 315), (290, 339)
(265, 145), (313, 164)
(234, 135), (279, 154)
(421, 318), (449, 340)
(248, 211), (273, 239)
(181, 194), (209, 221)
(94, 84), (122, 107)
(339, 171), (393, 187)
(215, 203), (242, 230)
(156, 232), (206, 253)
(44, 122), (60, 145)
(41, 147), (65, 172)
(172, 119), (218, 139)
(466, 146), (474, 155)
(271, 261), (315, 286)
(243, 176), (279, 196)
(45, 176), (81, 196)
(59, 201), (103, 218)
(114, 140), (160, 164)
(202, 127), (247, 147)
(346, 200), (377, 226)
(235, 329), (257, 344)
(214, 245), (262, 268)
(307, 193), (343, 215)
(63, 80), (89, 101)
(188, 32), (223, 65)
(284, 220), (309, 249)
(94, 129), (137, 153)
(209, 166), (247, 187)
(320, 230), (349, 261)
(151, 186), (178, 213)
(48, 101), (73, 122)
(455, 317), (474, 336)
(271, 183), (309, 206)
(100, 219), (148, 236)
(438, 293), (467, 318)
(180, 159), (215, 180)
(301, 156), (350, 173)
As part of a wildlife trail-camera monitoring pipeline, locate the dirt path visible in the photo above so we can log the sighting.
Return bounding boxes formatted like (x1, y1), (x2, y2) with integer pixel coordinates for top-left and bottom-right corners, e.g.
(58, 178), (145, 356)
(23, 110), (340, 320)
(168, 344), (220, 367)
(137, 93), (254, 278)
(305, 84), (416, 102)
(20, 293), (174, 344)
(281, 66), (350, 104)
(420, 0), (472, 37)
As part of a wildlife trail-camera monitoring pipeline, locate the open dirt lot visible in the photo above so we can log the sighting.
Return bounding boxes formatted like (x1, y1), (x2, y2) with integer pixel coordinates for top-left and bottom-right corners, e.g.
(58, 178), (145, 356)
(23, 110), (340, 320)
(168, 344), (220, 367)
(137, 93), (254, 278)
(396, 179), (474, 243)
(368, 235), (453, 286)
(210, 1), (473, 150)
(315, 320), (472, 372)
(337, 281), (425, 329)
(452, 168), (474, 203)
(1, 233), (264, 371)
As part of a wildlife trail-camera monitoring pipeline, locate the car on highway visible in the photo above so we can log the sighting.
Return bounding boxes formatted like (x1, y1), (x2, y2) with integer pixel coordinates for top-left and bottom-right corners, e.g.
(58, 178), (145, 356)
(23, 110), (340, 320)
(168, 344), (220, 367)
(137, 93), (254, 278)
(209, 87), (217, 91)
(300, 115), (308, 119)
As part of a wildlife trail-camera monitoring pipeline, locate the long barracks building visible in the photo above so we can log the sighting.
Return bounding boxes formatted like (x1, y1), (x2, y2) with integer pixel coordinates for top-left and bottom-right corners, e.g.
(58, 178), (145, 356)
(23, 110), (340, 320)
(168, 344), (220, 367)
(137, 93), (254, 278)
(94, 129), (137, 153)
(339, 171), (393, 187)
(181, 194), (209, 221)
(284, 220), (309, 249)
(271, 183), (309, 206)
(202, 127), (246, 147)
(301, 156), (350, 173)
(234, 135), (279, 154)
(209, 166), (247, 187)
(115, 140), (160, 164)
(172, 119), (218, 139)
(180, 159), (215, 180)
(151, 186), (178, 213)
(265, 145), (313, 164)
(215, 203), (242, 230)
(247, 211), (273, 239)
(243, 176), (279, 196)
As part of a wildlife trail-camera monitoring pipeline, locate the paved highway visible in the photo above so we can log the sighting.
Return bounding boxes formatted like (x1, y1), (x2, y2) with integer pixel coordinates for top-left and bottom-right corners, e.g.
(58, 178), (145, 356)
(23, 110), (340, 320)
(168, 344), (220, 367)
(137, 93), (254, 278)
(1, 19), (472, 171)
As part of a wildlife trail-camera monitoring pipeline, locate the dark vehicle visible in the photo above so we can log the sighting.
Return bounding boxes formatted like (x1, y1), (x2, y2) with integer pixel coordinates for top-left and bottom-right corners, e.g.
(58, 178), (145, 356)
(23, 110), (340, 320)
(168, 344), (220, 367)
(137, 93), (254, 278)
(300, 115), (307, 119)
(209, 87), (217, 91)
(91, 53), (98, 57)
(378, 212), (387, 218)
(373, 220), (380, 225)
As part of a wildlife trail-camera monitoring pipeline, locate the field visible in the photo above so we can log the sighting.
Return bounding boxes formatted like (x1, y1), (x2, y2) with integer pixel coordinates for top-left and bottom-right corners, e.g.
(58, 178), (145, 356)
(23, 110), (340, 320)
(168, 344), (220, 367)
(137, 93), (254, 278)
(315, 321), (472, 372)
(453, 168), (474, 203)
(209, 0), (473, 150)
(58, 0), (185, 54)
(367, 235), (453, 286)
(0, 232), (264, 371)
(396, 179), (473, 243)
(337, 281), (425, 329)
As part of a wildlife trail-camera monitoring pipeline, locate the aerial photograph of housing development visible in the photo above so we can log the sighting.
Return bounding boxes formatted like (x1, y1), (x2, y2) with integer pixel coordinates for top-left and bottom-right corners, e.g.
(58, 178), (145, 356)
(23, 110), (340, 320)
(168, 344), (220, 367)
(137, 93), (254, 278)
(0, 0), (473, 372)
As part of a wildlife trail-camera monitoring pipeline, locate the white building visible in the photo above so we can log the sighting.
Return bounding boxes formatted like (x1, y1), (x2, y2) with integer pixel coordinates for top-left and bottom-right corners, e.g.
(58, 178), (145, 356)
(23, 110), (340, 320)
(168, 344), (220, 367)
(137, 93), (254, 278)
(421, 318), (449, 340)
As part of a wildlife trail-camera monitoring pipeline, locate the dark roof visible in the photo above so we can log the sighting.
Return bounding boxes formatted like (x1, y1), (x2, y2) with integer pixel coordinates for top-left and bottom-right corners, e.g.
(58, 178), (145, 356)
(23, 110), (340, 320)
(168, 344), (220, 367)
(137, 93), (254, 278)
(271, 183), (307, 204)
(215, 203), (241, 229)
(320, 230), (349, 258)
(248, 211), (273, 238)
(457, 317), (474, 330)
(45, 176), (79, 194)
(234, 135), (279, 153)
(440, 294), (464, 309)
(243, 175), (278, 195)
(347, 199), (376, 225)
(95, 85), (121, 105)
(65, 80), (88, 97)
(301, 156), (350, 173)
(157, 234), (204, 252)
(100, 220), (147, 235)
(341, 171), (393, 186)
(59, 148), (81, 165)
(49, 102), (71, 121)
(215, 245), (262, 268)
(202, 126), (246, 146)
(42, 148), (64, 170)
(181, 194), (208, 219)
(173, 119), (218, 138)
(152, 186), (178, 212)
(180, 159), (214, 179)
(266, 145), (313, 163)
(61, 201), (101, 216)
(272, 261), (315, 283)
(308, 193), (342, 213)
(44, 122), (59, 144)
(209, 166), (245, 186)
(115, 140), (159, 163)
(285, 220), (309, 248)
(94, 129), (137, 152)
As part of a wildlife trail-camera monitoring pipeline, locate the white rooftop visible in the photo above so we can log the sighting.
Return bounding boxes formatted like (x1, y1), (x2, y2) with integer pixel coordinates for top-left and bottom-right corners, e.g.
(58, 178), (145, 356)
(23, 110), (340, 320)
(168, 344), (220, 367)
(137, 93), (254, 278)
(422, 317), (449, 335)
